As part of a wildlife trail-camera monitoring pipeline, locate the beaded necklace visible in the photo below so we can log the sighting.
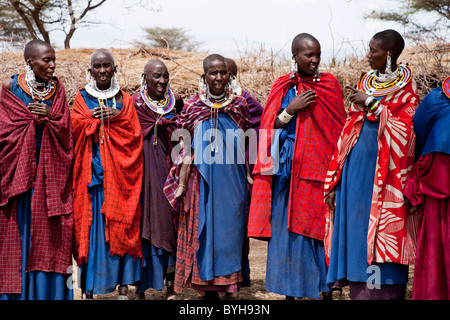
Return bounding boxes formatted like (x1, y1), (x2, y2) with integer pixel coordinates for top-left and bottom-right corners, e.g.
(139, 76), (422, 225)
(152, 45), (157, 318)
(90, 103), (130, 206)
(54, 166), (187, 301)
(18, 73), (56, 103)
(140, 86), (176, 147)
(199, 87), (234, 153)
(359, 64), (412, 97)
(85, 78), (120, 100)
(198, 86), (234, 109)
(85, 78), (120, 144)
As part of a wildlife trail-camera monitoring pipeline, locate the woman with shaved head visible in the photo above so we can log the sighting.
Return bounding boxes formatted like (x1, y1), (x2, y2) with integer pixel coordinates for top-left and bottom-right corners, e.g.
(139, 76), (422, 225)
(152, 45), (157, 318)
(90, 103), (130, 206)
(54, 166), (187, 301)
(0, 39), (74, 300)
(132, 59), (184, 300)
(164, 53), (251, 299)
(71, 49), (144, 300)
(248, 33), (346, 300)
(324, 29), (420, 300)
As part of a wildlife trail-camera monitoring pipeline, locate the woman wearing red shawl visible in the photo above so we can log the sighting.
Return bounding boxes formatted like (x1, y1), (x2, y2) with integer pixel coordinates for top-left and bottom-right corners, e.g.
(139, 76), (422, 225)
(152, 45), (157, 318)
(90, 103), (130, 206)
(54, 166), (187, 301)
(247, 34), (346, 299)
(0, 40), (73, 300)
(72, 49), (143, 300)
(132, 59), (183, 300)
(324, 30), (419, 300)
(404, 77), (450, 300)
(164, 54), (251, 299)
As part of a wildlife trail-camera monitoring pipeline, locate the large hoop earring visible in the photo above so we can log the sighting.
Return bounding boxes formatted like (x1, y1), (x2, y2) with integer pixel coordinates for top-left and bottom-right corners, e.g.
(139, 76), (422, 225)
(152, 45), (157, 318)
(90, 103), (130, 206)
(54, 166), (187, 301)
(230, 74), (241, 95)
(290, 57), (298, 79)
(385, 53), (392, 74)
(198, 76), (207, 94)
(25, 62), (36, 88)
(140, 74), (146, 91)
(85, 70), (93, 84)
(111, 70), (119, 90)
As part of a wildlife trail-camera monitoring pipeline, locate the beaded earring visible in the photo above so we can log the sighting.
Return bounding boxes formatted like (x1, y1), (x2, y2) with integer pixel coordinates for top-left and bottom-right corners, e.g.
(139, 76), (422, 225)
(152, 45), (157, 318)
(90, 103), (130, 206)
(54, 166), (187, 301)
(385, 52), (392, 74)
(140, 74), (146, 92)
(230, 74), (241, 95)
(85, 70), (93, 85)
(112, 70), (119, 88)
(198, 76), (207, 94)
(313, 69), (321, 82)
(290, 57), (297, 79)
(25, 62), (36, 88)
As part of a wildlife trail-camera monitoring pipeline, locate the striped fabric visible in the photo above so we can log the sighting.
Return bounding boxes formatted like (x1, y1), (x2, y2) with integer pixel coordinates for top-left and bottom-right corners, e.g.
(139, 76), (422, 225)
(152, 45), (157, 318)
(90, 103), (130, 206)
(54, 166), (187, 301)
(173, 168), (242, 292)
(324, 76), (420, 266)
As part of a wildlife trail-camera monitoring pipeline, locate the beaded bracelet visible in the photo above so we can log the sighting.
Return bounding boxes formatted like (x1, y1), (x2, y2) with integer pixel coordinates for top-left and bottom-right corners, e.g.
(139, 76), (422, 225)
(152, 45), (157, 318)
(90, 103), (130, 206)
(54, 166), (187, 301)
(369, 100), (380, 111)
(373, 103), (383, 116)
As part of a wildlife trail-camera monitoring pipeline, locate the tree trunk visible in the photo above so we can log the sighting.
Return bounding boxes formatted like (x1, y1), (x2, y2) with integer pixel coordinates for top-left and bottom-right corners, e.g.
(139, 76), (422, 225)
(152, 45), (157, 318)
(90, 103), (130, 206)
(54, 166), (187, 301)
(30, 9), (51, 44)
(64, 29), (75, 49)
(10, 0), (38, 39)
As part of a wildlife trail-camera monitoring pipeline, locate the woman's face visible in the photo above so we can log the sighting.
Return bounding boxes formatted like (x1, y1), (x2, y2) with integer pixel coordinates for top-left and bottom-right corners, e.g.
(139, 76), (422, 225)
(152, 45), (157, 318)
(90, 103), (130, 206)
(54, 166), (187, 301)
(367, 38), (389, 71)
(144, 62), (170, 100)
(204, 59), (229, 96)
(28, 45), (56, 83)
(293, 39), (321, 77)
(90, 52), (116, 90)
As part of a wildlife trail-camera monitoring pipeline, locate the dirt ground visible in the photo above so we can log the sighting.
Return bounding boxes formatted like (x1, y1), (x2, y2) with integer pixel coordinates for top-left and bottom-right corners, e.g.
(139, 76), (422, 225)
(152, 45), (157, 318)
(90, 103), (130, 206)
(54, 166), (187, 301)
(73, 238), (413, 301)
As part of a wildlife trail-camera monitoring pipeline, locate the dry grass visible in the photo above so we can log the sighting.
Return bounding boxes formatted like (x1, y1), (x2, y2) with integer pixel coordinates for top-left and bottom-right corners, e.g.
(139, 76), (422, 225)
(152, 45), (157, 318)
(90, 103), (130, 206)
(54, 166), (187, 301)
(1, 41), (448, 108)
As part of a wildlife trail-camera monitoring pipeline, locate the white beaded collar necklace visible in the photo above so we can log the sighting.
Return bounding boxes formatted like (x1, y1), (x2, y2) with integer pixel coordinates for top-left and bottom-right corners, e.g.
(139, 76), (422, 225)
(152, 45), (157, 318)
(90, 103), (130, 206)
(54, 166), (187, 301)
(85, 80), (120, 100)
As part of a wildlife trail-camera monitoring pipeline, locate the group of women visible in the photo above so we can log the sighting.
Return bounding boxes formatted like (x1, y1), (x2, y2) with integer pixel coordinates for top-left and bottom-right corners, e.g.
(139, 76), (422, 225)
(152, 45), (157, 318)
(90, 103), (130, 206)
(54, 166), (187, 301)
(0, 28), (449, 301)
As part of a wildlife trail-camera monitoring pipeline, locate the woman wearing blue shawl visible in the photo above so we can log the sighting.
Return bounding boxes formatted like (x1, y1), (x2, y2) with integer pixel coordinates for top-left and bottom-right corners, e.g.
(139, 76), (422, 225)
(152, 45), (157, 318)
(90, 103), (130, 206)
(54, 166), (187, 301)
(404, 77), (450, 300)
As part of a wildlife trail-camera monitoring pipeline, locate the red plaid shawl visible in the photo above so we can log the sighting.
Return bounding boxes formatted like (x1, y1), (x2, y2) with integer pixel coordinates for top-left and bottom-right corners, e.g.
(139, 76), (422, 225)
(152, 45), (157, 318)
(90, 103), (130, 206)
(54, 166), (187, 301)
(0, 80), (74, 294)
(72, 90), (143, 264)
(247, 73), (346, 240)
(164, 94), (250, 210)
(323, 70), (420, 265)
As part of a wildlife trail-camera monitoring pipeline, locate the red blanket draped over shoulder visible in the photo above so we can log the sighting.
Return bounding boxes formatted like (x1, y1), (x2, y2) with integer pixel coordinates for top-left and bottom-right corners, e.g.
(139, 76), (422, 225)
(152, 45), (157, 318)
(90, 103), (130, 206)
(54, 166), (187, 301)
(72, 90), (143, 264)
(248, 72), (347, 240)
(323, 68), (420, 265)
(0, 79), (73, 294)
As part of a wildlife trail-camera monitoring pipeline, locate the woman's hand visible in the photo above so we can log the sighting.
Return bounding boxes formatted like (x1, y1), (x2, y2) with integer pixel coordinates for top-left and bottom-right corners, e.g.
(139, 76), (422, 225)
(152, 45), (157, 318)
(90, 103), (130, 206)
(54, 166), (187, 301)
(90, 106), (120, 119)
(174, 154), (191, 199)
(346, 86), (370, 107)
(28, 102), (51, 117)
(285, 90), (317, 115)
